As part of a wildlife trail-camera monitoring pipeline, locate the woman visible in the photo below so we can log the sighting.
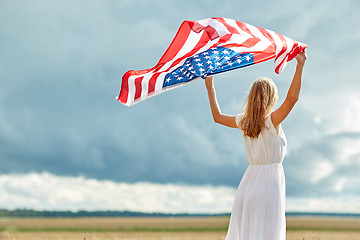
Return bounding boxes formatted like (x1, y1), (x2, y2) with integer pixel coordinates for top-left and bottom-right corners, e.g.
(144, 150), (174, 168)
(205, 51), (307, 240)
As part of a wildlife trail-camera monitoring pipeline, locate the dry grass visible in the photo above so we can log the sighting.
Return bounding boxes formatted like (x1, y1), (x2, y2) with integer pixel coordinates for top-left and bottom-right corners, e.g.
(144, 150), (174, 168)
(0, 217), (229, 230)
(287, 217), (360, 230)
(0, 217), (359, 240)
(1, 231), (360, 240)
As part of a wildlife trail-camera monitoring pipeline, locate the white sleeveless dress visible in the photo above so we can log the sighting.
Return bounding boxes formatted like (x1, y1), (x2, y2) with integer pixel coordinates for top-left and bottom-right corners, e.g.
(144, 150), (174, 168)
(225, 113), (287, 240)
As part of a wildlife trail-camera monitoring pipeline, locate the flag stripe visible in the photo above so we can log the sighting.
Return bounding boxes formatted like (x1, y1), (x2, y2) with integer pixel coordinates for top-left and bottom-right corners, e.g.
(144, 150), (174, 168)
(119, 71), (132, 104)
(218, 18), (241, 35)
(148, 72), (162, 94)
(274, 33), (288, 63)
(134, 76), (144, 101)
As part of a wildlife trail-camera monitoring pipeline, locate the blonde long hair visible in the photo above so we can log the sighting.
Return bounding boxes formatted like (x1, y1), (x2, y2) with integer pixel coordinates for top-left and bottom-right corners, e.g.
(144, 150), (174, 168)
(240, 77), (278, 138)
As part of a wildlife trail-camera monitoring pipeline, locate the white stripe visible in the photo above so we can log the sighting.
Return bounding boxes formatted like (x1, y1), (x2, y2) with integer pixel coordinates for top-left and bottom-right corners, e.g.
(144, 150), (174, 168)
(197, 18), (230, 37)
(154, 72), (168, 93)
(274, 36), (293, 69)
(276, 36), (294, 73)
(139, 72), (154, 101)
(267, 30), (283, 58)
(125, 75), (137, 106)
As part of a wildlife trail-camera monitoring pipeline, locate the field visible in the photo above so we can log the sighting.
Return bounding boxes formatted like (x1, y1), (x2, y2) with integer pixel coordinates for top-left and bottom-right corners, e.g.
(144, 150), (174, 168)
(0, 216), (359, 240)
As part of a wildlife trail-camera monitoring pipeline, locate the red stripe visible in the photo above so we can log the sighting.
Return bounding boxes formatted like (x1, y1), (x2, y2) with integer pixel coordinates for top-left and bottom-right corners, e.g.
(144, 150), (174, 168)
(252, 52), (276, 64)
(148, 72), (162, 94)
(155, 21), (193, 67)
(134, 76), (144, 101)
(118, 70), (133, 104)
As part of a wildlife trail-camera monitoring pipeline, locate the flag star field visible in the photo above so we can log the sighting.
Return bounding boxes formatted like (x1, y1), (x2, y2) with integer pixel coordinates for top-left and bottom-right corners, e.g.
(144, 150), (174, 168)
(163, 47), (254, 88)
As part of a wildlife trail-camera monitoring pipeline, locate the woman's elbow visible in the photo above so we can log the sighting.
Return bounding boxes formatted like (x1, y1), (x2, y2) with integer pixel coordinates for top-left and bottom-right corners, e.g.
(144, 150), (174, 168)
(212, 114), (222, 124)
(214, 118), (221, 124)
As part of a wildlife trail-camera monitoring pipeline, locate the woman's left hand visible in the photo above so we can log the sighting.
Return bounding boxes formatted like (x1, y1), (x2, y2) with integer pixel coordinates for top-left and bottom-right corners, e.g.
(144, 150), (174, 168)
(295, 50), (307, 64)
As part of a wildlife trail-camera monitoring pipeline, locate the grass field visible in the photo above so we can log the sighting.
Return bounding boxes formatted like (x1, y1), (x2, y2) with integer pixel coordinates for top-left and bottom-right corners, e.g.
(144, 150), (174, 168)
(0, 216), (359, 240)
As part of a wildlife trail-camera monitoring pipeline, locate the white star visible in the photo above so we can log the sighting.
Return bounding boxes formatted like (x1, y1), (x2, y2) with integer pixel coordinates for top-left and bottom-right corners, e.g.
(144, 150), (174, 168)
(202, 51), (209, 55)
(204, 56), (211, 59)
(177, 76), (183, 80)
(166, 77), (171, 82)
(209, 65), (214, 70)
(246, 55), (251, 61)
(197, 63), (203, 67)
(194, 58), (201, 62)
(185, 63), (191, 67)
(214, 56), (220, 61)
(188, 66), (194, 70)
(179, 68), (184, 72)
(237, 59), (242, 64)
(199, 68), (205, 72)
(222, 50), (229, 54)
(186, 73), (190, 77)
(216, 62), (222, 66)
(206, 60), (212, 64)
(227, 62), (233, 66)
(213, 50), (219, 54)
(224, 56), (230, 60)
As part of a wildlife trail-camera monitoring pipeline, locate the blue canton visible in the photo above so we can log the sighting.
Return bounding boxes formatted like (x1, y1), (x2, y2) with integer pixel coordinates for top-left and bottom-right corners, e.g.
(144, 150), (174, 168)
(163, 47), (254, 88)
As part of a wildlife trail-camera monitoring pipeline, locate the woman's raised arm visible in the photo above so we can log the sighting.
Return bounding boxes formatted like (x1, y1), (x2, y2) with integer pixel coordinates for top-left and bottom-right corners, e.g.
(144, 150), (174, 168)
(205, 75), (238, 128)
(271, 51), (307, 130)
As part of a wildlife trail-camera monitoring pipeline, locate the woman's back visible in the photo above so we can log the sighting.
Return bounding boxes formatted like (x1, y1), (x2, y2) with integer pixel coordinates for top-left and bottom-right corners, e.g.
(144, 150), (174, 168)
(236, 114), (287, 166)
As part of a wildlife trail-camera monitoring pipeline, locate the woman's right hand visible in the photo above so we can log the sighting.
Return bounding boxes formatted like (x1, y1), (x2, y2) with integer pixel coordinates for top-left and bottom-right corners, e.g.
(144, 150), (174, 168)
(205, 75), (214, 89)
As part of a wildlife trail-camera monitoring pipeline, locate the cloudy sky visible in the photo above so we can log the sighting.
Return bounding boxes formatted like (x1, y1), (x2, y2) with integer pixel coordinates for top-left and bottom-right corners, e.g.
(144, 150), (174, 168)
(1, 0), (360, 213)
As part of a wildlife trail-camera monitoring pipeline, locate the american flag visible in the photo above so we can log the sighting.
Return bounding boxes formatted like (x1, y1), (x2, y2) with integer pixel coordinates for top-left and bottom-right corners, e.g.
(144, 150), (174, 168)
(118, 17), (307, 106)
